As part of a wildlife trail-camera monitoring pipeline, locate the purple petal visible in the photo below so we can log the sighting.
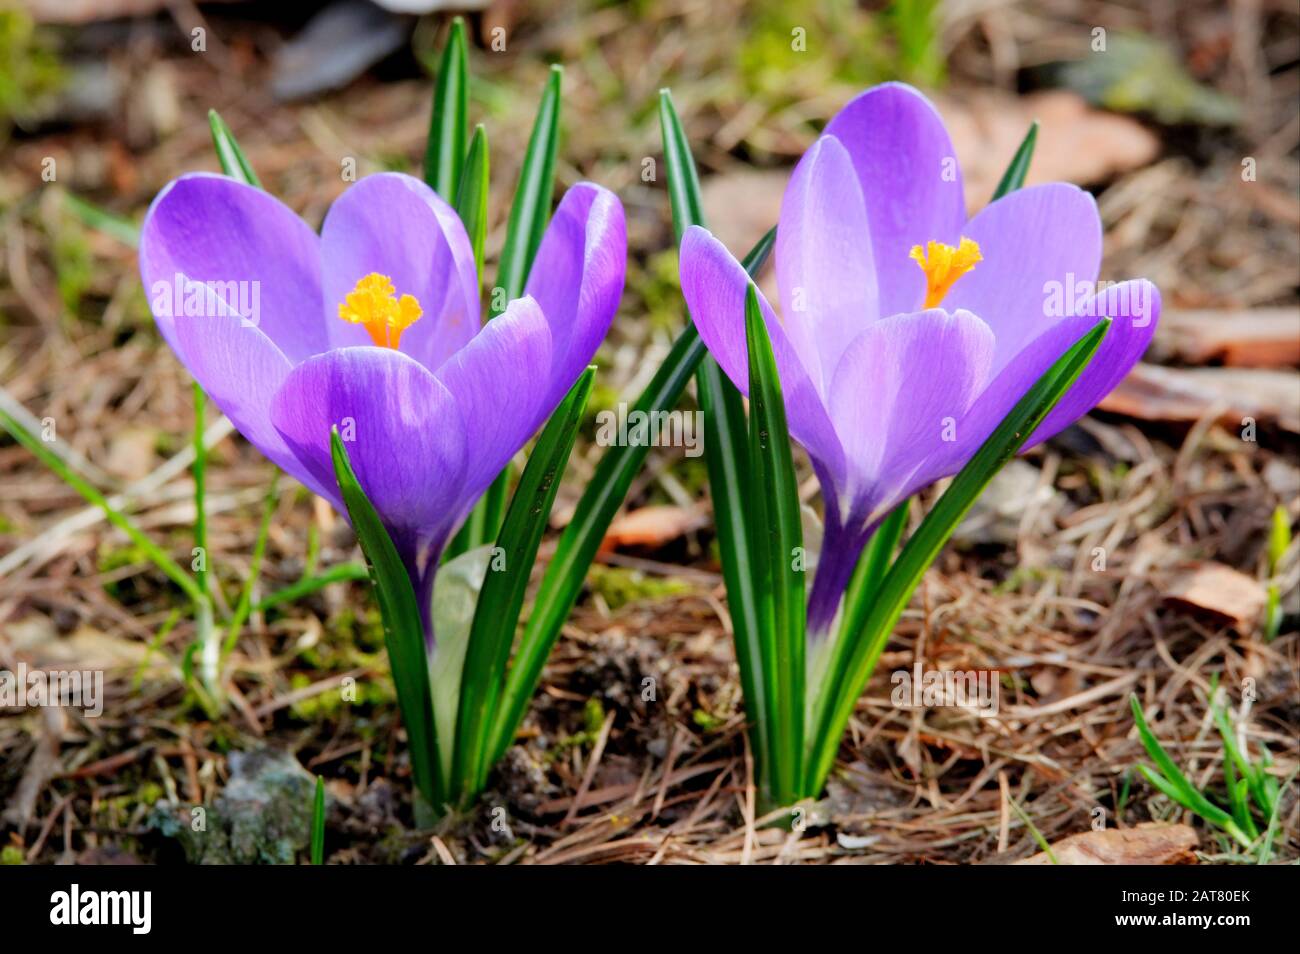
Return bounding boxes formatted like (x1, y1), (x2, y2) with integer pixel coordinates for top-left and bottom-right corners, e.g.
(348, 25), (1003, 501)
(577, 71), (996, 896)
(320, 173), (480, 372)
(776, 134), (878, 388)
(1031, 279), (1161, 444)
(270, 348), (468, 543)
(435, 295), (553, 498)
(945, 183), (1103, 371)
(140, 173), (327, 363)
(523, 183), (627, 409)
(678, 225), (845, 483)
(827, 308), (993, 520)
(823, 83), (966, 317)
(939, 280), (1160, 475)
(171, 310), (338, 505)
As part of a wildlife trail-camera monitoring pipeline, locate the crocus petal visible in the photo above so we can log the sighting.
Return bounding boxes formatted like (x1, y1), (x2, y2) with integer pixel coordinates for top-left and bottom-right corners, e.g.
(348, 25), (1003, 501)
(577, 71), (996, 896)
(823, 82), (966, 317)
(320, 172), (480, 372)
(776, 134), (879, 391)
(140, 173), (327, 363)
(523, 183), (627, 408)
(679, 225), (845, 483)
(828, 308), (994, 521)
(941, 280), (1160, 477)
(434, 295), (553, 498)
(945, 183), (1103, 371)
(270, 348), (468, 543)
(1031, 280), (1161, 444)
(172, 309), (337, 505)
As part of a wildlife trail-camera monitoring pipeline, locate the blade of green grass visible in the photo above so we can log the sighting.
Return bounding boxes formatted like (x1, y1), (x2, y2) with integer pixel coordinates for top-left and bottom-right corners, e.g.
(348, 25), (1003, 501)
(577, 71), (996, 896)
(208, 109), (261, 188)
(804, 319), (1110, 794)
(423, 16), (468, 201)
(192, 383), (209, 602)
(991, 121), (1038, 201)
(63, 193), (139, 247)
(744, 283), (806, 806)
(0, 406), (202, 604)
(310, 776), (326, 865)
(454, 369), (594, 800)
(253, 562), (370, 614)
(331, 428), (440, 815)
(222, 473), (280, 658)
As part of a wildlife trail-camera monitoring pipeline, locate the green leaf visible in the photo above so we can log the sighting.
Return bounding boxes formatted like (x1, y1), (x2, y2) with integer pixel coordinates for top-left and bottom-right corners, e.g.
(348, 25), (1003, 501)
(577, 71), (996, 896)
(457, 66), (563, 554)
(494, 64), (562, 312)
(1130, 694), (1249, 845)
(330, 429), (440, 814)
(253, 562), (370, 614)
(658, 86), (777, 804)
(423, 16), (468, 201)
(1268, 504), (1291, 570)
(0, 406), (202, 604)
(429, 545), (494, 786)
(191, 382), (209, 602)
(208, 109), (261, 188)
(460, 369), (594, 799)
(744, 283), (806, 805)
(804, 319), (1110, 795)
(310, 776), (326, 865)
(486, 242), (776, 769)
(455, 124), (490, 278)
(991, 121), (1038, 201)
(222, 473), (280, 657)
(63, 193), (139, 247)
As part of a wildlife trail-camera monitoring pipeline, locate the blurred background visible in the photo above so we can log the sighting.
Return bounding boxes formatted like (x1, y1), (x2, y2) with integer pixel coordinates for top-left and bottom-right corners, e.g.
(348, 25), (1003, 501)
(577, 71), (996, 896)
(0, 0), (1296, 865)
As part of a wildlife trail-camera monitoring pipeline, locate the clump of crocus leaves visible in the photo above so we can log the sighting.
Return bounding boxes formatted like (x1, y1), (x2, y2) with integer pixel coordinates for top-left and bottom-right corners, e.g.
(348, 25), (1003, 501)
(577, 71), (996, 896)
(667, 83), (1160, 811)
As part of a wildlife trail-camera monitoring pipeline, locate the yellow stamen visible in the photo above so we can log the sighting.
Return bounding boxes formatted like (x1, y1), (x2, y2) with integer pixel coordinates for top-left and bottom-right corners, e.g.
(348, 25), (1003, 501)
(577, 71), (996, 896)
(337, 273), (423, 349)
(909, 237), (982, 309)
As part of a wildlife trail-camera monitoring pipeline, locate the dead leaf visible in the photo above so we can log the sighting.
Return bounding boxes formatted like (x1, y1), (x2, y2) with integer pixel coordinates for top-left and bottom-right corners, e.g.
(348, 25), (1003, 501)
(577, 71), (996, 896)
(1155, 309), (1300, 368)
(600, 505), (708, 553)
(1098, 363), (1300, 433)
(1164, 561), (1268, 630)
(935, 89), (1160, 212)
(104, 425), (160, 481)
(1015, 823), (1199, 865)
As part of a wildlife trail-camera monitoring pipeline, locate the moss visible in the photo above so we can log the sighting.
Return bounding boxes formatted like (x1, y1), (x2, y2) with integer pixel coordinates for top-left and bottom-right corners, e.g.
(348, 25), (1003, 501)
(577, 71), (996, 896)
(587, 565), (691, 610)
(0, 8), (63, 135)
(0, 845), (24, 865)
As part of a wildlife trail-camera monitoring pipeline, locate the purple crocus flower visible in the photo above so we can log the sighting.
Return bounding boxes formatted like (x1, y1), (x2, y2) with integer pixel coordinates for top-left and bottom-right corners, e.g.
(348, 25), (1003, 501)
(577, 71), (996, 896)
(140, 172), (625, 640)
(679, 82), (1160, 637)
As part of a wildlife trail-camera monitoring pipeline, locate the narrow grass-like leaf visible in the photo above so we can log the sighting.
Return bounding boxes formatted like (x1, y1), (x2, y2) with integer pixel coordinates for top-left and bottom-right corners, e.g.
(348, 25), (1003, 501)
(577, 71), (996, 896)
(456, 369), (594, 799)
(744, 283), (805, 805)
(192, 383), (210, 604)
(1009, 798), (1057, 863)
(208, 109), (261, 188)
(658, 87), (776, 803)
(222, 473), (280, 657)
(991, 121), (1038, 201)
(805, 319), (1109, 794)
(310, 776), (326, 865)
(0, 406), (203, 604)
(253, 562), (370, 614)
(494, 64), (562, 315)
(1130, 694), (1249, 845)
(455, 124), (490, 278)
(64, 193), (139, 247)
(331, 429), (440, 813)
(487, 234), (775, 766)
(423, 16), (468, 201)
(460, 67), (563, 553)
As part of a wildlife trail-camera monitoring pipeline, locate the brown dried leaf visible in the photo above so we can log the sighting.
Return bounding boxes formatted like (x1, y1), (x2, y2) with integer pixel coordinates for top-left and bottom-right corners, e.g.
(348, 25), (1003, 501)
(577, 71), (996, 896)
(1155, 309), (1300, 368)
(1164, 561), (1268, 630)
(1098, 364), (1300, 433)
(600, 505), (708, 553)
(1016, 823), (1199, 865)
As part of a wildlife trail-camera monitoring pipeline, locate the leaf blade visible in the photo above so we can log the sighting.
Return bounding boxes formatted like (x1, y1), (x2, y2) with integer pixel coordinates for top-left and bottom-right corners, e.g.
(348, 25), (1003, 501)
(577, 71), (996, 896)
(423, 16), (469, 201)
